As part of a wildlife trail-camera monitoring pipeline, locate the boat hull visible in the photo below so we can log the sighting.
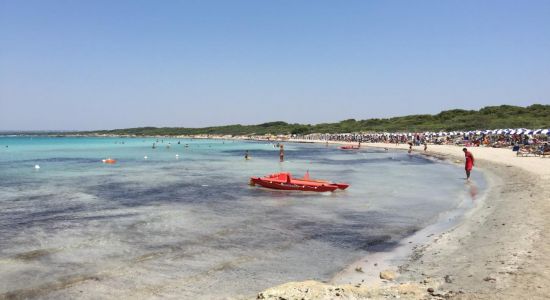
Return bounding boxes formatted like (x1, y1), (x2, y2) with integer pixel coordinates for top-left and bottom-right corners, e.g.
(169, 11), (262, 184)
(295, 178), (349, 190)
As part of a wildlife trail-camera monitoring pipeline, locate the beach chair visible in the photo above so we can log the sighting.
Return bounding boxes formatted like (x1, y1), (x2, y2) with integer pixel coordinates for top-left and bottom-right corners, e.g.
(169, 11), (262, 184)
(516, 146), (537, 157)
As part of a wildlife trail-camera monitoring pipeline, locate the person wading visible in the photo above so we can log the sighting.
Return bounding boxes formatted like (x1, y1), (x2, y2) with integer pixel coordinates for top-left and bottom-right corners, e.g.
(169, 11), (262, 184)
(279, 144), (284, 162)
(463, 147), (475, 181)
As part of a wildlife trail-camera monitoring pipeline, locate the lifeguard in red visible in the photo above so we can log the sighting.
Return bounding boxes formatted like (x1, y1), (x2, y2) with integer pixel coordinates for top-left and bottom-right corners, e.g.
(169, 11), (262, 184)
(463, 148), (475, 180)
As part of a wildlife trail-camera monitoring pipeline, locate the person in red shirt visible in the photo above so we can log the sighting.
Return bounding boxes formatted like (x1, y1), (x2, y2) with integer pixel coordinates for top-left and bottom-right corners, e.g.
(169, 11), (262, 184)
(463, 148), (475, 181)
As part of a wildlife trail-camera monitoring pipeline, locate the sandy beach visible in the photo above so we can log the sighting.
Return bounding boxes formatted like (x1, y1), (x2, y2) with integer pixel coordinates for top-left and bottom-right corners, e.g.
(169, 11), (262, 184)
(257, 141), (550, 299)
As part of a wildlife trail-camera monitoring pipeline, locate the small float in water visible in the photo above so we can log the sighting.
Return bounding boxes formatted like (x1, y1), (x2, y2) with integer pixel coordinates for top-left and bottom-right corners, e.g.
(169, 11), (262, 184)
(250, 172), (349, 192)
(102, 158), (117, 164)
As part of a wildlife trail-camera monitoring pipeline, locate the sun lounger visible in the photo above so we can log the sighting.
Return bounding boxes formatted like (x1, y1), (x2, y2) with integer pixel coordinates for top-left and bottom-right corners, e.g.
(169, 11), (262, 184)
(516, 147), (538, 157)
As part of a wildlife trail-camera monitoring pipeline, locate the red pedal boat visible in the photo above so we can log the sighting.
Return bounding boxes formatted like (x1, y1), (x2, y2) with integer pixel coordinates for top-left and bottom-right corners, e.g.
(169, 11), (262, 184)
(250, 172), (349, 192)
(340, 145), (360, 150)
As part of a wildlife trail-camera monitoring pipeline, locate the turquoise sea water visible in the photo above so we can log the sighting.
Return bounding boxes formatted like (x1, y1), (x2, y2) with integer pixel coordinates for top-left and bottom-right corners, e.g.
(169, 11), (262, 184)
(0, 137), (485, 299)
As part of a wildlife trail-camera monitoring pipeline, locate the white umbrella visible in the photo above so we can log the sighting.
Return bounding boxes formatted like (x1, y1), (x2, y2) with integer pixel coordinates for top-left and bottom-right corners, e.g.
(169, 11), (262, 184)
(496, 129), (503, 134)
(542, 129), (549, 135)
(534, 129), (542, 134)
(516, 129), (523, 134)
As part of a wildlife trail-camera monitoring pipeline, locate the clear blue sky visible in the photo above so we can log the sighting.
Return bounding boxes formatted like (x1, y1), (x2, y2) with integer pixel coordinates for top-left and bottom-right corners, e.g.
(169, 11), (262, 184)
(1, 0), (549, 130)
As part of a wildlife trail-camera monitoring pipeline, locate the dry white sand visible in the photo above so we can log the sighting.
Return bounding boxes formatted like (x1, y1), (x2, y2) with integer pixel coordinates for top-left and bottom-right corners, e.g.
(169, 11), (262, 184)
(257, 141), (550, 299)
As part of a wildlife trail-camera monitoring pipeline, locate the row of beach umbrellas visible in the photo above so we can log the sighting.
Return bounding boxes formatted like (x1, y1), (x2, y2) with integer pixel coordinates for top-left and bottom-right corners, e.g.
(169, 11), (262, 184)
(388, 128), (550, 137)
(302, 129), (550, 138)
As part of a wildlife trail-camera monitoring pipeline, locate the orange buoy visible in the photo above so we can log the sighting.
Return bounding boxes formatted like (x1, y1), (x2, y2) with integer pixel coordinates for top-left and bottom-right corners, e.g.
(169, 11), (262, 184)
(102, 158), (117, 164)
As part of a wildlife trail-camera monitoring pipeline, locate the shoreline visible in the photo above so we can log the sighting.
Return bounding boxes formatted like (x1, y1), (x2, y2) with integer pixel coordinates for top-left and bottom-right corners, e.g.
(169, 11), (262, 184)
(257, 140), (550, 299)
(329, 151), (490, 286)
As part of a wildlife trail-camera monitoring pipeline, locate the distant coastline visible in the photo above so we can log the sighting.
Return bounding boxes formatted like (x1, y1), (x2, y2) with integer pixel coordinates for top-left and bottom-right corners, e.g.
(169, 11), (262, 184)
(3, 104), (548, 137)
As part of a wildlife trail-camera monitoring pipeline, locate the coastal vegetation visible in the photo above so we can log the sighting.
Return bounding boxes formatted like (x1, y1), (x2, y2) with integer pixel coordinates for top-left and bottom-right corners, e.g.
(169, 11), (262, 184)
(70, 104), (550, 136)
(82, 104), (550, 136)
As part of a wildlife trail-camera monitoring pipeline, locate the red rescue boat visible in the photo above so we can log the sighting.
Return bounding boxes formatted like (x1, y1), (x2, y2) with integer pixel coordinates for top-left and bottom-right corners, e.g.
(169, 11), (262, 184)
(339, 145), (360, 150)
(250, 172), (349, 192)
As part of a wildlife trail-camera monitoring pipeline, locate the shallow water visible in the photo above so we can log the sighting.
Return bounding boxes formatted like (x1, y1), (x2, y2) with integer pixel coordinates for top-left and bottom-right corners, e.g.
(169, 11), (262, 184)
(0, 137), (485, 299)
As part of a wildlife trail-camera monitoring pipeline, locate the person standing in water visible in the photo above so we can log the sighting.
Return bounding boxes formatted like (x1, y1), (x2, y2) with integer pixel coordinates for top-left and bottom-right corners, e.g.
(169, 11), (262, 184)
(279, 144), (284, 162)
(463, 148), (475, 181)
(244, 150), (249, 160)
(423, 142), (427, 152)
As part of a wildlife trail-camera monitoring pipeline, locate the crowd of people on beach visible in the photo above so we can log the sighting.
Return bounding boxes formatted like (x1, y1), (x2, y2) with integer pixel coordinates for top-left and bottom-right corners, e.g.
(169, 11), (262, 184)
(294, 129), (550, 156)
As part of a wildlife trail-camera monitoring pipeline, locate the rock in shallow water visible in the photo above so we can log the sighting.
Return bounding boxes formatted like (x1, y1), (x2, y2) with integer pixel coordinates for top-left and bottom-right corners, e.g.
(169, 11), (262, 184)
(379, 270), (397, 280)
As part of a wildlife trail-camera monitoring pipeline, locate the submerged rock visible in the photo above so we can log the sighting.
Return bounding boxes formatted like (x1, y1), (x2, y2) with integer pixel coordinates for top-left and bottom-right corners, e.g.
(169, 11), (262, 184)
(380, 270), (396, 281)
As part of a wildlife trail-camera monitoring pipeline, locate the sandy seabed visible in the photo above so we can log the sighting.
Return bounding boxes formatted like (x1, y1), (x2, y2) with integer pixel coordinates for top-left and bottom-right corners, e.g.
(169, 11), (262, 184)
(258, 142), (550, 300)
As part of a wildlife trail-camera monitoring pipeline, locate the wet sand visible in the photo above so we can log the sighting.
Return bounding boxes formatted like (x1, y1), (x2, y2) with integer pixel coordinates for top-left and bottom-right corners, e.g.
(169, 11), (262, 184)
(258, 141), (550, 299)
